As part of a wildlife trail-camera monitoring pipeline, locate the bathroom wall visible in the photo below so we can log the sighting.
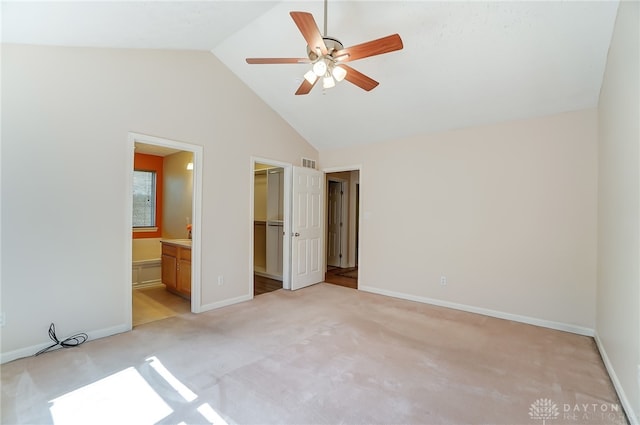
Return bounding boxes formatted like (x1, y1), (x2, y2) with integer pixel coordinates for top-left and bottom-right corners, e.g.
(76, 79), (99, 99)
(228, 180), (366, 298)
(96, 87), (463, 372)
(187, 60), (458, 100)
(132, 238), (162, 262)
(132, 152), (164, 274)
(131, 237), (162, 286)
(162, 151), (194, 239)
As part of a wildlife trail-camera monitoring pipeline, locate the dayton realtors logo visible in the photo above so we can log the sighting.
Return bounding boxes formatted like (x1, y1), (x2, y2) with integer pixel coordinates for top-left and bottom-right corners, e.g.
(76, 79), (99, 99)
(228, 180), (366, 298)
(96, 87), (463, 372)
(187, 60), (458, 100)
(529, 398), (560, 425)
(530, 398), (624, 423)
(562, 402), (623, 422)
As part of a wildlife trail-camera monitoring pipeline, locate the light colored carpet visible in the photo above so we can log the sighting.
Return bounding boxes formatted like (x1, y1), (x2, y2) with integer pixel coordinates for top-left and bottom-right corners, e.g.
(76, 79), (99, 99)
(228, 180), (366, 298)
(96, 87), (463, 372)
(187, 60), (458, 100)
(1, 283), (627, 424)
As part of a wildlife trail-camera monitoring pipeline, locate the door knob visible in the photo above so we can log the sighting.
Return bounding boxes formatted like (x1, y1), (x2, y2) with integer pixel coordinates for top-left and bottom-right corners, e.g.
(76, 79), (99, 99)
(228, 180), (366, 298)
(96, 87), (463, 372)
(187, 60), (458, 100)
(294, 232), (300, 237)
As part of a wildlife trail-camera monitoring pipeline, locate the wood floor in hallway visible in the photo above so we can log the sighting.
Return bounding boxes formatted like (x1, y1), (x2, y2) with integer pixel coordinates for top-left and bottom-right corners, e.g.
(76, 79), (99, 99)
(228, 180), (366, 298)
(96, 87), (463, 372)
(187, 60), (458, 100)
(324, 266), (358, 289)
(254, 274), (282, 296)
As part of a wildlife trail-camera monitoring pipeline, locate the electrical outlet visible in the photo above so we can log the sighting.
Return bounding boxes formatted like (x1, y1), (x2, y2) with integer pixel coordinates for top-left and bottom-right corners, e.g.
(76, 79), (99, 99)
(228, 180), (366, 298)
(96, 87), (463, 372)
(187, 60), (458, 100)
(0, 313), (5, 327)
(217, 276), (224, 286)
(440, 276), (447, 286)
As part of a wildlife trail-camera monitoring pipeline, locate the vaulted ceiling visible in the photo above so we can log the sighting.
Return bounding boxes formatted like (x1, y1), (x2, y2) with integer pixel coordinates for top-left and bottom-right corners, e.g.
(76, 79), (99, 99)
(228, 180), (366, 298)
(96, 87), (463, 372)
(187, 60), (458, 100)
(2, 1), (619, 150)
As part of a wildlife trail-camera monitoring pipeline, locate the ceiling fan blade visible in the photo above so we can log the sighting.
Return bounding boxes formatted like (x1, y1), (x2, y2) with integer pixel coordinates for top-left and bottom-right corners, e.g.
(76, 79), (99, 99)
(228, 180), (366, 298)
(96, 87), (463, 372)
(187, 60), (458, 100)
(295, 78), (317, 95)
(335, 34), (403, 63)
(341, 65), (379, 91)
(290, 11), (327, 55)
(246, 58), (310, 64)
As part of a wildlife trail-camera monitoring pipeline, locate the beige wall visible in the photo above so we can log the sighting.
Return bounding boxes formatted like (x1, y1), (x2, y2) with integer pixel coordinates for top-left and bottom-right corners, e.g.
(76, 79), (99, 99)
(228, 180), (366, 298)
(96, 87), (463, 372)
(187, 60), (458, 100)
(596, 0), (640, 422)
(321, 109), (598, 331)
(1, 44), (317, 358)
(132, 238), (162, 262)
(162, 151), (194, 239)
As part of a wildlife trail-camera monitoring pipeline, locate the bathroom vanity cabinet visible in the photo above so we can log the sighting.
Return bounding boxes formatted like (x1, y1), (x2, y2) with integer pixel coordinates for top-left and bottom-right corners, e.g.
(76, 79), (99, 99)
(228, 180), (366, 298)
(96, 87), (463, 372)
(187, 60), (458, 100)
(161, 240), (191, 299)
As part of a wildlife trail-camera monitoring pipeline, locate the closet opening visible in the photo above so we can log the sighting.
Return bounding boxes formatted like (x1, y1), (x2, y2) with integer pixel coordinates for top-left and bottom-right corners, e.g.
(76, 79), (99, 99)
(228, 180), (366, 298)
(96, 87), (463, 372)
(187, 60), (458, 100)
(253, 162), (285, 296)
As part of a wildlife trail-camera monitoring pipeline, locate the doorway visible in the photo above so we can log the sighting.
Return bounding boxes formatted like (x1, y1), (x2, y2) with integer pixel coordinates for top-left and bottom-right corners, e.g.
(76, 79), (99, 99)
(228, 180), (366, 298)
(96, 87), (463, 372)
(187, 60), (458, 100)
(251, 158), (325, 294)
(327, 179), (347, 268)
(324, 169), (360, 289)
(126, 132), (203, 330)
(253, 161), (285, 296)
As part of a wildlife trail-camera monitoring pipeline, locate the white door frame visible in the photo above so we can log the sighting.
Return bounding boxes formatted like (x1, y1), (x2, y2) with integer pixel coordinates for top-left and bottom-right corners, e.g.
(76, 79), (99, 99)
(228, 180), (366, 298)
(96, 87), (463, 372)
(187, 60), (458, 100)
(125, 132), (204, 329)
(327, 177), (348, 268)
(250, 157), (292, 291)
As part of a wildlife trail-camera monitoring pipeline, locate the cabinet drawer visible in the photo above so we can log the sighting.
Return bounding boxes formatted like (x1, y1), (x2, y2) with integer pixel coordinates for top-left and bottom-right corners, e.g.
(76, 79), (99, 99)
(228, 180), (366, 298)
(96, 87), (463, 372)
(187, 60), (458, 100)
(179, 248), (191, 261)
(162, 244), (177, 257)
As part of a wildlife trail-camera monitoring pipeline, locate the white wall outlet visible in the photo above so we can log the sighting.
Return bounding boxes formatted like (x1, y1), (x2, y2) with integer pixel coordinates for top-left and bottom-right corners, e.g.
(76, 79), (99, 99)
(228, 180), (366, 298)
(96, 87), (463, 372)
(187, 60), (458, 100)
(217, 275), (224, 286)
(0, 313), (5, 327)
(440, 276), (447, 286)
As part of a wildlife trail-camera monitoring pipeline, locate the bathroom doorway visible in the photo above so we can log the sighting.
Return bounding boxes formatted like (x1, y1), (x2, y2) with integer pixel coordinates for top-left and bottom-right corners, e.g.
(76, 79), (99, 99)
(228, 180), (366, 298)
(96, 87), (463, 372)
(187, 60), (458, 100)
(127, 132), (203, 329)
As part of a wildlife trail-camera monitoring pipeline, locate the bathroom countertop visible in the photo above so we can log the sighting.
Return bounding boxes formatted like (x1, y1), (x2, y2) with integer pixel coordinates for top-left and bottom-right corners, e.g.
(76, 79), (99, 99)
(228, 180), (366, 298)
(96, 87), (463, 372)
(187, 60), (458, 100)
(160, 239), (192, 248)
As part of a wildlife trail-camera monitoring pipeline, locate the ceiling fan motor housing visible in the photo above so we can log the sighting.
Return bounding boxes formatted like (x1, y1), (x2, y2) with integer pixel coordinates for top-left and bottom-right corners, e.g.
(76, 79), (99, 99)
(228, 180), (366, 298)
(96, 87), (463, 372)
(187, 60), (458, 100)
(307, 37), (344, 61)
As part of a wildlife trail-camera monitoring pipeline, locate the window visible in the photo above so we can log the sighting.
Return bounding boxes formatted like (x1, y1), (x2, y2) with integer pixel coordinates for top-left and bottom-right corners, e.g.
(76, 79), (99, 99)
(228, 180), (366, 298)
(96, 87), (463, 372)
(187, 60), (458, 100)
(132, 170), (157, 228)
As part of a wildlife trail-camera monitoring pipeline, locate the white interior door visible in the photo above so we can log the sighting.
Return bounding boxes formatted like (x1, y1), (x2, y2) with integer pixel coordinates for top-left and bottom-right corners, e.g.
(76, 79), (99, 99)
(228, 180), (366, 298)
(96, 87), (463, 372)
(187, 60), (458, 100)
(327, 181), (343, 267)
(290, 166), (324, 290)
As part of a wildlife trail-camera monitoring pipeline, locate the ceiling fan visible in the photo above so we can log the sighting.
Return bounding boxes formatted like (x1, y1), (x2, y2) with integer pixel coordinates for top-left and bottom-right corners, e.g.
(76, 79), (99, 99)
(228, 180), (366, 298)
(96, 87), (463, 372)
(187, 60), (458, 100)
(245, 2), (403, 95)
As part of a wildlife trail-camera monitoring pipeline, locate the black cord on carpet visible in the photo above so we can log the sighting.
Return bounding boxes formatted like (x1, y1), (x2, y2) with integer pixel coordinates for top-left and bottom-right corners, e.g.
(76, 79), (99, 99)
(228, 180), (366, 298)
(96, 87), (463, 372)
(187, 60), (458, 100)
(34, 323), (88, 356)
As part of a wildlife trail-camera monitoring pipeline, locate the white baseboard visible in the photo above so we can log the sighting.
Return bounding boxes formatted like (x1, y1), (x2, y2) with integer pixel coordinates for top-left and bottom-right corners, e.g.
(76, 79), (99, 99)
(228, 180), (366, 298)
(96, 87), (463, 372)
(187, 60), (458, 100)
(132, 281), (163, 289)
(254, 270), (283, 281)
(197, 294), (253, 313)
(1, 323), (130, 365)
(594, 333), (639, 425)
(359, 285), (595, 336)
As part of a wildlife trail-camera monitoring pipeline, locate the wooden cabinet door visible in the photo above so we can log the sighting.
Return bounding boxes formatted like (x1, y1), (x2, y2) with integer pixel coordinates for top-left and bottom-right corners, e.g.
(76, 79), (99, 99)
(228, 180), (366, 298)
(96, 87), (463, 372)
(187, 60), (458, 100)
(177, 247), (191, 296)
(162, 254), (177, 290)
(177, 259), (191, 295)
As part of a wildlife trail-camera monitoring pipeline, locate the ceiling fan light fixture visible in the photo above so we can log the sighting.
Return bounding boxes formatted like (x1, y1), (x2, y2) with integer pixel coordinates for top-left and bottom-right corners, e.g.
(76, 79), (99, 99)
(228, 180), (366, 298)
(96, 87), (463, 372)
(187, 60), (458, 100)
(323, 74), (336, 89)
(312, 60), (327, 76)
(304, 70), (318, 84)
(332, 65), (347, 82)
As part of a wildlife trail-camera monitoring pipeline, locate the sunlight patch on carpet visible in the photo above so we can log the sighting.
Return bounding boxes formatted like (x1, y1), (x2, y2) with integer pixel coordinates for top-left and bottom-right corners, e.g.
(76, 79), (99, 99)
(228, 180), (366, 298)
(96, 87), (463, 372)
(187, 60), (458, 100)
(146, 356), (197, 402)
(49, 367), (172, 425)
(197, 402), (230, 425)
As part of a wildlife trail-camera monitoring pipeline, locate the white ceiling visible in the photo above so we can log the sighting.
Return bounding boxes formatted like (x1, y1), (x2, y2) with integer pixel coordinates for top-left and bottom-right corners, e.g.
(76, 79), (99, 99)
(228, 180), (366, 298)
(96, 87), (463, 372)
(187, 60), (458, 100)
(2, 1), (619, 151)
